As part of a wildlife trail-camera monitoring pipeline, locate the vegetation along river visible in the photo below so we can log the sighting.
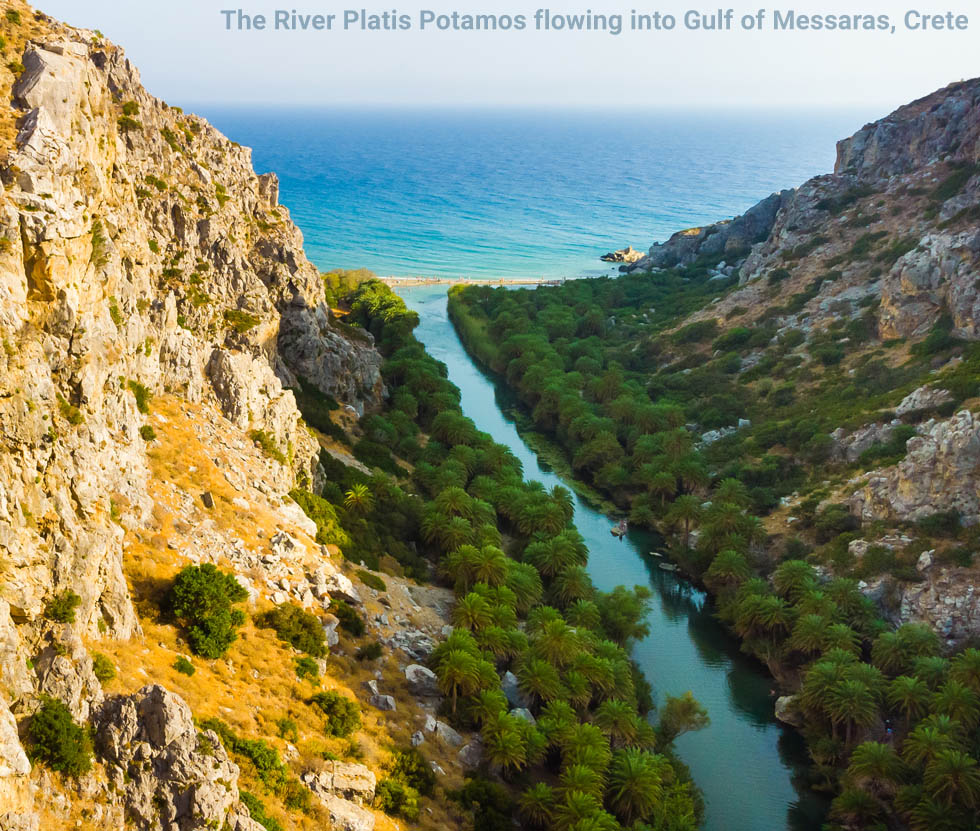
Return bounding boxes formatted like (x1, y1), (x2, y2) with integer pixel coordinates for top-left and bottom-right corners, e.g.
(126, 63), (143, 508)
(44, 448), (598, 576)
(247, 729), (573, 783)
(398, 285), (831, 831)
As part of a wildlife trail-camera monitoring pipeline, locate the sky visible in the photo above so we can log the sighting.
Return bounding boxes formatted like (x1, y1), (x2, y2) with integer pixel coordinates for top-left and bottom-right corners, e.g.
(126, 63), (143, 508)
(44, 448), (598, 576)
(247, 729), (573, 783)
(36, 0), (979, 112)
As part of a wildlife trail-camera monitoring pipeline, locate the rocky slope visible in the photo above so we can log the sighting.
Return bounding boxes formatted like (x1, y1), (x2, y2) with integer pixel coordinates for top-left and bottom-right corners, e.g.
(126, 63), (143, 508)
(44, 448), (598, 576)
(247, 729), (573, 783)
(0, 4), (457, 830)
(625, 78), (980, 644)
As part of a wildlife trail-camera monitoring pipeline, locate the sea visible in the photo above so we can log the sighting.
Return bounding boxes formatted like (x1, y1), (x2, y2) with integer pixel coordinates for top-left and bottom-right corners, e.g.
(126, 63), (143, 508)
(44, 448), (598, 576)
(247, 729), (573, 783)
(198, 107), (871, 280)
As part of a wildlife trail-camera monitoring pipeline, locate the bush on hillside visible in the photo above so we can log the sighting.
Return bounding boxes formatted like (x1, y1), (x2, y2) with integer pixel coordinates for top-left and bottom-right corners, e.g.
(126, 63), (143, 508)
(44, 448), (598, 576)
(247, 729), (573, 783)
(165, 564), (247, 658)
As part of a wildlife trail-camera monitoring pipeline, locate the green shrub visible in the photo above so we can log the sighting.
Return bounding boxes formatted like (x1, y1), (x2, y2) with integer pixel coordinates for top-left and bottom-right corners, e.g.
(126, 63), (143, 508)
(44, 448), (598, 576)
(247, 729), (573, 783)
(330, 599), (365, 637)
(813, 504), (860, 543)
(224, 308), (260, 334)
(289, 489), (350, 548)
(672, 319), (719, 345)
(44, 590), (81, 623)
(295, 656), (320, 682)
(276, 717), (299, 742)
(388, 747), (435, 796)
(165, 564), (247, 658)
(260, 603), (326, 657)
(91, 652), (116, 684)
(249, 429), (287, 465)
(139, 424), (157, 441)
(127, 380), (152, 414)
(355, 569), (387, 592)
(309, 691), (361, 737)
(917, 510), (962, 538)
(28, 697), (92, 776)
(121, 101), (140, 117)
(356, 642), (383, 661)
(117, 115), (142, 133)
(375, 778), (421, 821)
(174, 656), (195, 676)
(240, 791), (283, 831)
(57, 394), (83, 425)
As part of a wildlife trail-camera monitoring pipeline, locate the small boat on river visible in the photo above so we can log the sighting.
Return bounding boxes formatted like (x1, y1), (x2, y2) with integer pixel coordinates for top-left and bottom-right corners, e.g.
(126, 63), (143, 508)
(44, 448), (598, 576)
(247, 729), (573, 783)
(659, 562), (679, 572)
(610, 519), (628, 538)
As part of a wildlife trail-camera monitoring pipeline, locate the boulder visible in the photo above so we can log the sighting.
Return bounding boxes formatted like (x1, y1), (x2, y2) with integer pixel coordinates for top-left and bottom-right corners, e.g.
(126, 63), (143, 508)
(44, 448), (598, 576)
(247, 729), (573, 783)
(404, 664), (440, 697)
(458, 738), (484, 769)
(325, 572), (362, 605)
(895, 385), (953, 417)
(411, 731), (425, 747)
(322, 614), (341, 648)
(0, 695), (29, 779)
(774, 696), (803, 728)
(500, 671), (530, 710)
(510, 708), (536, 724)
(369, 694), (396, 712)
(600, 246), (644, 264)
(301, 761), (376, 805)
(315, 794), (375, 831)
(433, 721), (463, 747)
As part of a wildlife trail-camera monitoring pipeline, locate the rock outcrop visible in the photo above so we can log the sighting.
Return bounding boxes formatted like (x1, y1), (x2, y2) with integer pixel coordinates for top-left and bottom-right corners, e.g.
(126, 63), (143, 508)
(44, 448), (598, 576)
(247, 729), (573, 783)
(95, 685), (245, 831)
(849, 410), (980, 526)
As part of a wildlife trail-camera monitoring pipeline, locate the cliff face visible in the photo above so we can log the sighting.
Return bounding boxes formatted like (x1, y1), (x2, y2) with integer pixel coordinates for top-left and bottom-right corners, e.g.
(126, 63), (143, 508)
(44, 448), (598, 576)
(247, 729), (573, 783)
(623, 78), (980, 645)
(0, 5), (392, 828)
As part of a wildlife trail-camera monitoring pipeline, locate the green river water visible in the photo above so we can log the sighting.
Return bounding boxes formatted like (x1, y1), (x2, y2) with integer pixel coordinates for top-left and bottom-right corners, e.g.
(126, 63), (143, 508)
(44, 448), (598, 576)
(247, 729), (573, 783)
(398, 286), (831, 831)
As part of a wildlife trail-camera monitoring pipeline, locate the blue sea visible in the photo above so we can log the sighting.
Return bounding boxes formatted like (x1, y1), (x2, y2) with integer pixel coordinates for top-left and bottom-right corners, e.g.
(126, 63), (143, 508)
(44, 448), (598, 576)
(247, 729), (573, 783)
(199, 107), (870, 279)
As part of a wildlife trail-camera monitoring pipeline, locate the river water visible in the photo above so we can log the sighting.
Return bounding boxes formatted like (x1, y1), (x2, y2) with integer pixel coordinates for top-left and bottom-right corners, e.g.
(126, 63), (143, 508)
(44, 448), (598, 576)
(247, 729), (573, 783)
(398, 286), (830, 831)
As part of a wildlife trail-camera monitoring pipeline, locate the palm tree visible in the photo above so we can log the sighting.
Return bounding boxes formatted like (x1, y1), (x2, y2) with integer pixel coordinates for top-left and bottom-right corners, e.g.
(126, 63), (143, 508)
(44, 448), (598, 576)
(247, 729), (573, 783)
(714, 478), (750, 508)
(565, 599), (602, 631)
(757, 595), (792, 639)
(924, 749), (980, 808)
(827, 680), (876, 745)
(563, 670), (592, 711)
(505, 562), (543, 613)
(887, 675), (931, 728)
(772, 560), (817, 603)
(950, 648), (980, 694)
(796, 589), (838, 620)
(606, 749), (669, 825)
(452, 592), (494, 631)
(703, 550), (751, 596)
(932, 680), (980, 730)
(519, 782), (555, 828)
(824, 624), (860, 655)
(646, 469), (677, 506)
(550, 485), (575, 525)
(524, 538), (575, 578)
(847, 741), (905, 796)
(903, 725), (955, 769)
(468, 688), (508, 727)
(482, 719), (527, 775)
(518, 657), (566, 707)
(559, 764), (605, 799)
(872, 631), (908, 676)
(436, 649), (480, 714)
(665, 494), (702, 549)
(553, 791), (603, 831)
(657, 691), (710, 745)
(790, 614), (829, 657)
(343, 483), (374, 516)
(551, 566), (594, 608)
(594, 700), (640, 748)
(533, 619), (580, 667)
(560, 723), (612, 773)
(471, 545), (509, 587)
(912, 655), (951, 690)
(829, 788), (883, 826)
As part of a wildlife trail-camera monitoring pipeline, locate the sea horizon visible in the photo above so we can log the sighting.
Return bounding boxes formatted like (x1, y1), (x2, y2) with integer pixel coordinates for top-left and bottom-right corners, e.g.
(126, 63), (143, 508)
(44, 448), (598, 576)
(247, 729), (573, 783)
(199, 106), (873, 280)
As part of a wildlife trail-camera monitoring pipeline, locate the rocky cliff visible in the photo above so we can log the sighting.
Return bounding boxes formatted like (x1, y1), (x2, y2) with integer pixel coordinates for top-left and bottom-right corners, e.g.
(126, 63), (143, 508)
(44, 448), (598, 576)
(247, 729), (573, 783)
(0, 4), (409, 829)
(623, 78), (980, 645)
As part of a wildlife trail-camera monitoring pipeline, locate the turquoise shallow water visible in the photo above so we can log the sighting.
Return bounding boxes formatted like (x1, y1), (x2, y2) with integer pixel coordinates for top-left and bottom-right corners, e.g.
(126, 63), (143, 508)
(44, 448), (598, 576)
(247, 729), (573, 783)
(201, 107), (866, 279)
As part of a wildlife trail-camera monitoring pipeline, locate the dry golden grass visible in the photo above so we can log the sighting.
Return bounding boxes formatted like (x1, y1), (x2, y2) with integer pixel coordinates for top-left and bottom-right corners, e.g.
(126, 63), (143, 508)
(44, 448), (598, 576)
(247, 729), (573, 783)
(82, 394), (468, 831)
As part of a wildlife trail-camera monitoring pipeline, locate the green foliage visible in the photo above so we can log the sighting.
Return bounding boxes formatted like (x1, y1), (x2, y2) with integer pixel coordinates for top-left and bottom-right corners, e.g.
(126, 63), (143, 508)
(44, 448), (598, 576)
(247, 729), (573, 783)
(294, 656), (319, 682)
(117, 115), (142, 133)
(322, 268), (376, 306)
(57, 394), (83, 425)
(239, 791), (283, 831)
(165, 564), (247, 658)
(139, 424), (157, 442)
(249, 429), (287, 465)
(259, 603), (327, 657)
(309, 691), (361, 737)
(355, 569), (386, 592)
(44, 590), (81, 623)
(224, 308), (260, 334)
(376, 747), (436, 820)
(127, 380), (152, 414)
(329, 599), (364, 637)
(174, 656), (195, 676)
(28, 697), (92, 776)
(289, 489), (350, 548)
(91, 652), (116, 684)
(356, 641), (383, 661)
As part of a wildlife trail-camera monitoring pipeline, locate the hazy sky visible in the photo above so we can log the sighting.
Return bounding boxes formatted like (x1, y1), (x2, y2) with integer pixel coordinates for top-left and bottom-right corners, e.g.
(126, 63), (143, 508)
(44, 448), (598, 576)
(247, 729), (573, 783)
(37, 0), (978, 112)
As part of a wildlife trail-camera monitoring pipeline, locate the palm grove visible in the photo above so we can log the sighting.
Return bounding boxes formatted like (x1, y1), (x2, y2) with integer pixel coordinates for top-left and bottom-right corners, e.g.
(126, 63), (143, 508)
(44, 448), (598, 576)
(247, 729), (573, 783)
(305, 278), (711, 830)
(448, 260), (980, 830)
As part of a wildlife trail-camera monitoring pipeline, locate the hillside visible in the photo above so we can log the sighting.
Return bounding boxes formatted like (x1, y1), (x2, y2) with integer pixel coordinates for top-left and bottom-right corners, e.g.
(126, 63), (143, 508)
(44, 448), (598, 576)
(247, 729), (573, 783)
(0, 5), (701, 831)
(448, 78), (980, 829)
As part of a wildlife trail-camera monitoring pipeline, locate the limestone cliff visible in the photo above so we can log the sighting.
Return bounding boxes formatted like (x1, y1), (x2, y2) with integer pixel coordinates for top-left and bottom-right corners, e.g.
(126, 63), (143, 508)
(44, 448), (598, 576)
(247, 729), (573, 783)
(0, 4), (398, 829)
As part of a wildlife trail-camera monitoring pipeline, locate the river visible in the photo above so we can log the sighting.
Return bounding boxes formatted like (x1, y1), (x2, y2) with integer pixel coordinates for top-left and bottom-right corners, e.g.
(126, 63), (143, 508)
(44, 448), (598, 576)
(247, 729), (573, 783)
(398, 286), (830, 831)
